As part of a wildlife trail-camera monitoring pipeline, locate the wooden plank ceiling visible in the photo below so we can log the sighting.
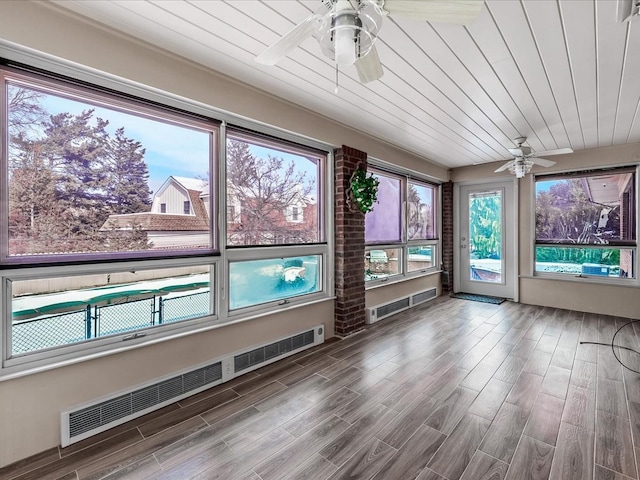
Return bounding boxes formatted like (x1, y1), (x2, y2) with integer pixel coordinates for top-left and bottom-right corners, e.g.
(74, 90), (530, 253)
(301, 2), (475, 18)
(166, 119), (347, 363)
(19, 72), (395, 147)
(48, 0), (640, 169)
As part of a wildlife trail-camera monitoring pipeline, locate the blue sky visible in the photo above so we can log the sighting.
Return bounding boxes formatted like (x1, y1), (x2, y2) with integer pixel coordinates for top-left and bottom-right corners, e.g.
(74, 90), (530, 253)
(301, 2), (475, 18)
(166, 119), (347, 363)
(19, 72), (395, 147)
(536, 179), (562, 194)
(38, 93), (210, 194)
(35, 89), (318, 197)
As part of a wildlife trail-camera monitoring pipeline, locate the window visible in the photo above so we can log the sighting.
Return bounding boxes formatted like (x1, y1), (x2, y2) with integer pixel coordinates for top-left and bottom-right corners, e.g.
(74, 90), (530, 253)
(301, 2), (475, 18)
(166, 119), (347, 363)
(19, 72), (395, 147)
(3, 70), (217, 264)
(9, 264), (213, 357)
(408, 180), (436, 240)
(534, 167), (637, 279)
(229, 256), (321, 310)
(365, 171), (403, 244)
(225, 130), (326, 311)
(365, 168), (439, 282)
(1, 66), (220, 371)
(226, 131), (321, 247)
(0, 64), (331, 374)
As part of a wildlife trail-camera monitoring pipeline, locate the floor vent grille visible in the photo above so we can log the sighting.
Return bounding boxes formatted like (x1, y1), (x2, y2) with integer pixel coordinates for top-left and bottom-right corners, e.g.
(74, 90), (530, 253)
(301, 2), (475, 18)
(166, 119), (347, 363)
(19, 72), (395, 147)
(366, 288), (438, 324)
(61, 326), (323, 447)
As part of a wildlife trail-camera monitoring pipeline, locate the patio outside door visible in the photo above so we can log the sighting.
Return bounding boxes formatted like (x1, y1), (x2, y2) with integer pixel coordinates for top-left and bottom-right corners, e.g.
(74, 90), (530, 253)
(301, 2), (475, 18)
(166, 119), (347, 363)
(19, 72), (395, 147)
(458, 181), (516, 299)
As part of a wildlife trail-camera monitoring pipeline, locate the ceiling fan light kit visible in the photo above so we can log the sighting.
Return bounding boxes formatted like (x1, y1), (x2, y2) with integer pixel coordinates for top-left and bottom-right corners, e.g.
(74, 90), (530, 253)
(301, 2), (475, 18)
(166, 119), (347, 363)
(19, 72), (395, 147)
(318, 0), (383, 67)
(509, 159), (533, 179)
(256, 0), (484, 85)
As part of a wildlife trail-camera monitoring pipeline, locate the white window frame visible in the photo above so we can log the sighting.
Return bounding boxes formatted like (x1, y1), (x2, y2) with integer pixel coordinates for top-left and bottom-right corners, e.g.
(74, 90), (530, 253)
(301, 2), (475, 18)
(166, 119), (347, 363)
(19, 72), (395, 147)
(1, 257), (219, 375)
(365, 163), (440, 287)
(532, 166), (639, 285)
(222, 127), (330, 314)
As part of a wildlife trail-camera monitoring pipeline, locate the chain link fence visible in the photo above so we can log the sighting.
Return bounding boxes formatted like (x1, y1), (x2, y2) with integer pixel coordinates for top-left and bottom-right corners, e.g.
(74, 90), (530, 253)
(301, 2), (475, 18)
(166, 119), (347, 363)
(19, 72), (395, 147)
(12, 310), (87, 355)
(12, 291), (211, 355)
(162, 291), (211, 324)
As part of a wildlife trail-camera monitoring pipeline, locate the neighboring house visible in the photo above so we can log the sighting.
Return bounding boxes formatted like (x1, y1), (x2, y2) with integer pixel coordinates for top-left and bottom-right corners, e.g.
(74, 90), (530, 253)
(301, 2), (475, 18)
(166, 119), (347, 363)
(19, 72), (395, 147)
(226, 188), (318, 245)
(103, 176), (318, 248)
(580, 171), (635, 277)
(101, 176), (210, 249)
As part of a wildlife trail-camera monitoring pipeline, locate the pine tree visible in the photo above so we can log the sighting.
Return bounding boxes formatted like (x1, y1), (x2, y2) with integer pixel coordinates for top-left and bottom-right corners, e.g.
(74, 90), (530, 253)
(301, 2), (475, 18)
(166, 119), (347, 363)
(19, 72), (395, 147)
(103, 127), (152, 214)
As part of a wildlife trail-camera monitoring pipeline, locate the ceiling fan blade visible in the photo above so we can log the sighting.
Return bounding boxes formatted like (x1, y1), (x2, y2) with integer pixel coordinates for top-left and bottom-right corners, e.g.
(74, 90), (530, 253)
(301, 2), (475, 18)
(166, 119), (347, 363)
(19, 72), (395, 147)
(256, 14), (321, 65)
(383, 0), (484, 25)
(355, 46), (384, 83)
(494, 160), (513, 173)
(530, 157), (556, 168)
(534, 147), (573, 157)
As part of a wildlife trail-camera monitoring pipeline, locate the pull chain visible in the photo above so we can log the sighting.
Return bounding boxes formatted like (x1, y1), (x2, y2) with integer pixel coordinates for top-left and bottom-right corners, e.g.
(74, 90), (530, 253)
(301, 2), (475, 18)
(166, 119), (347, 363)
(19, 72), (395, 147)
(334, 63), (339, 94)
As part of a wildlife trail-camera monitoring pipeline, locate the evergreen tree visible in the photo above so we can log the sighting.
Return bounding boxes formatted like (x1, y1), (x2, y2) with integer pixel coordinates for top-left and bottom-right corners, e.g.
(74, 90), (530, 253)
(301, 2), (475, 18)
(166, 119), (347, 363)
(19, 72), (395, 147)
(7, 90), (154, 255)
(469, 194), (501, 259)
(8, 138), (57, 241)
(103, 127), (152, 214)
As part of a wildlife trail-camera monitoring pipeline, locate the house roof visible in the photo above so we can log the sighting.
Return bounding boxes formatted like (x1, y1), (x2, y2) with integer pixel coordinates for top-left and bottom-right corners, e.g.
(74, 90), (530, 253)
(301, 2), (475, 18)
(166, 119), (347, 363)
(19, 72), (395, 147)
(172, 176), (208, 193)
(102, 190), (209, 232)
(102, 213), (208, 232)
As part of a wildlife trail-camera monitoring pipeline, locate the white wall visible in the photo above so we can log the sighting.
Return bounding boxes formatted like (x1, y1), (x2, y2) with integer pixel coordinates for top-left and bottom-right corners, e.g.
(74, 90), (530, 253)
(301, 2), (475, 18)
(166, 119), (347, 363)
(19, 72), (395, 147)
(0, 1), (446, 468)
(153, 183), (191, 215)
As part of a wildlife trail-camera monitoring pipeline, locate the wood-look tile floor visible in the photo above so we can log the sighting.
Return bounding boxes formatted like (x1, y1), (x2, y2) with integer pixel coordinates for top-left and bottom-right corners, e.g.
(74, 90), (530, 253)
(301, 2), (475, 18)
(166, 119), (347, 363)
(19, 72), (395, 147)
(3, 297), (640, 480)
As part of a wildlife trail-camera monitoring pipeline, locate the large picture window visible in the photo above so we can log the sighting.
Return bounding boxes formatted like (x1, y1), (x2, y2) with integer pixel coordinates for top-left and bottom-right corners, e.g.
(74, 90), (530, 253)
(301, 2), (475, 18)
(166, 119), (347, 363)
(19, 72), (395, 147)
(534, 167), (637, 279)
(365, 168), (438, 282)
(3, 73), (216, 264)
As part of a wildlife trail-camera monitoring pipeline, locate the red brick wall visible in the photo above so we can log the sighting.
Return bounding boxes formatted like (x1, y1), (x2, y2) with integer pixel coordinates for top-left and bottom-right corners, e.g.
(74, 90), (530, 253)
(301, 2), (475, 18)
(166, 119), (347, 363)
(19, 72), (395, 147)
(441, 181), (454, 293)
(334, 146), (367, 336)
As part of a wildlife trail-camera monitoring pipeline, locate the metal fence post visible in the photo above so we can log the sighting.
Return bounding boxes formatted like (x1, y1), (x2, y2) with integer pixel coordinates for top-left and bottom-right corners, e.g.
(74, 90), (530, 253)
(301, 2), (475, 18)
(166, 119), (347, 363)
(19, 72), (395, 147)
(85, 304), (92, 339)
(158, 296), (164, 325)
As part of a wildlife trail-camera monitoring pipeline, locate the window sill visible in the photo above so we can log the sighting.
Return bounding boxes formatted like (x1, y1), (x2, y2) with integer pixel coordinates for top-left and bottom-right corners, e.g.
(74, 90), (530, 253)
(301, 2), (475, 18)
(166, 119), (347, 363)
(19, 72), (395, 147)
(366, 269), (441, 290)
(521, 273), (639, 288)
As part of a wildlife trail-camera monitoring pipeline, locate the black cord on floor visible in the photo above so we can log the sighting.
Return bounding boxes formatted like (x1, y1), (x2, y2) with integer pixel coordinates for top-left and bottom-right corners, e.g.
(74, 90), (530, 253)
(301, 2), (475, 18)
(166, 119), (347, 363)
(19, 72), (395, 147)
(579, 320), (640, 374)
(579, 341), (640, 354)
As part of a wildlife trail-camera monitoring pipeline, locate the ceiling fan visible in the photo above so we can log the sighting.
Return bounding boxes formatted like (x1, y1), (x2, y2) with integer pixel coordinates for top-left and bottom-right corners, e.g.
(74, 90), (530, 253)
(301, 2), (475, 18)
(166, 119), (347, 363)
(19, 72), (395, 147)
(494, 137), (573, 178)
(255, 0), (484, 84)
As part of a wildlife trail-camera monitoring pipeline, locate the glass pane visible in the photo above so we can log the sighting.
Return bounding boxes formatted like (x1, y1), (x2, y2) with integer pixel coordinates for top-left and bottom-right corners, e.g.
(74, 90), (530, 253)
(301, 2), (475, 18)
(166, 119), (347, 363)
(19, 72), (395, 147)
(408, 181), (436, 240)
(407, 245), (434, 272)
(535, 172), (636, 245)
(469, 191), (502, 283)
(229, 256), (321, 309)
(226, 135), (321, 246)
(365, 248), (401, 281)
(536, 246), (635, 278)
(365, 172), (402, 243)
(11, 266), (212, 355)
(7, 81), (213, 261)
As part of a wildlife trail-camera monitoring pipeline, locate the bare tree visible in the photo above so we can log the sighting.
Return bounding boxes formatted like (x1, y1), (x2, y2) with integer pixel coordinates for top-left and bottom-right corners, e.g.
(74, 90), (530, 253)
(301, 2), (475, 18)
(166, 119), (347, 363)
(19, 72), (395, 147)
(226, 139), (317, 245)
(8, 84), (47, 138)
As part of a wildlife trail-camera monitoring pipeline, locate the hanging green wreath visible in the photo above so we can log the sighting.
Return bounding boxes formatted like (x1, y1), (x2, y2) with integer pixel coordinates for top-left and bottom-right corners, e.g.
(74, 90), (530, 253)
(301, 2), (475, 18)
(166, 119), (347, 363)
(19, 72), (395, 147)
(347, 168), (379, 214)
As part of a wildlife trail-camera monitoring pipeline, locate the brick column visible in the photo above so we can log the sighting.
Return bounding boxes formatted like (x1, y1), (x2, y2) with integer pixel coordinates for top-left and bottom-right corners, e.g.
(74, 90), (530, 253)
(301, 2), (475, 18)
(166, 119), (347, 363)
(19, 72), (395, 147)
(334, 146), (367, 336)
(441, 181), (454, 293)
